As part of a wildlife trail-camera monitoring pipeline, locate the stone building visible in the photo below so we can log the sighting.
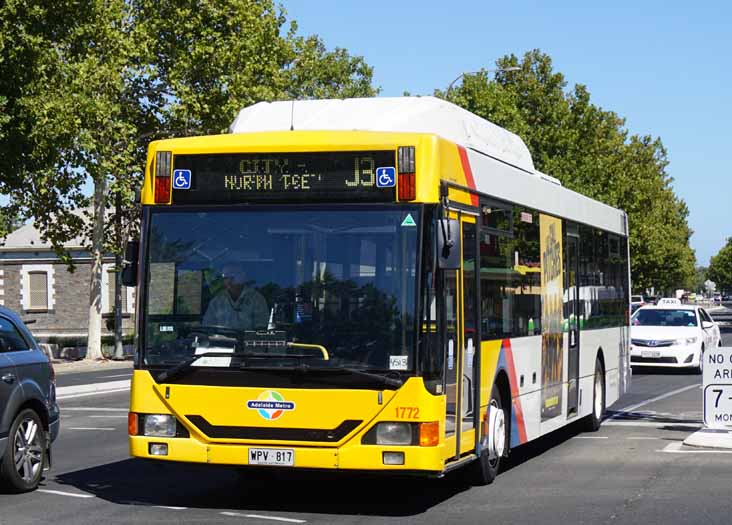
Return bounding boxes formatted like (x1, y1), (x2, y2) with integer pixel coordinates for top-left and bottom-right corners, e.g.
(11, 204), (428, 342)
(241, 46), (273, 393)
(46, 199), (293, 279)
(0, 219), (134, 352)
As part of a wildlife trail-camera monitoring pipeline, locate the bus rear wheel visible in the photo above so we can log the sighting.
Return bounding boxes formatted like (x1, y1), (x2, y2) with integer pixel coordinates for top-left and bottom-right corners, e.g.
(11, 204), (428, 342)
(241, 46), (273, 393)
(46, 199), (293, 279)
(583, 358), (605, 432)
(469, 385), (507, 486)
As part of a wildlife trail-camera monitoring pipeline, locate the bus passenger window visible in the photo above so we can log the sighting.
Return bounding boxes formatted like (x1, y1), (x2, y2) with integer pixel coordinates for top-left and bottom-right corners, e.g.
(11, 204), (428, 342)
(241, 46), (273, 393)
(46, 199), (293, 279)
(513, 209), (542, 336)
(480, 232), (514, 340)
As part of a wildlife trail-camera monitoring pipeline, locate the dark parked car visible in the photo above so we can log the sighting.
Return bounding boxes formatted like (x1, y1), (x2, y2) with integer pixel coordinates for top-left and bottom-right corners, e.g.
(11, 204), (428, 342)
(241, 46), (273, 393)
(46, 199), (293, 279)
(0, 306), (59, 492)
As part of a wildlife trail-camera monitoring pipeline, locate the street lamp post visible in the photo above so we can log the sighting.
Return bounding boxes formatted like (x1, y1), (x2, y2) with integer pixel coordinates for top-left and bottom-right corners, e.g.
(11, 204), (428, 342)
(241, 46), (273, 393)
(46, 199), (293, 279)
(445, 66), (521, 98)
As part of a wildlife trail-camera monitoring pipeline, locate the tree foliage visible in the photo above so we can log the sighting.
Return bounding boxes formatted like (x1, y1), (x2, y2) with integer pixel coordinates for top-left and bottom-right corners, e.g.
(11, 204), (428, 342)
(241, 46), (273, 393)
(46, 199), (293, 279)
(708, 239), (732, 293)
(692, 266), (708, 293)
(437, 49), (696, 293)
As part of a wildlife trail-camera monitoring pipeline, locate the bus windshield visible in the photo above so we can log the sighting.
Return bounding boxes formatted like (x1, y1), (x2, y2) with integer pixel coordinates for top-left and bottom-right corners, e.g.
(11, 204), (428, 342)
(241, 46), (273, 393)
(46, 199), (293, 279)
(142, 206), (420, 373)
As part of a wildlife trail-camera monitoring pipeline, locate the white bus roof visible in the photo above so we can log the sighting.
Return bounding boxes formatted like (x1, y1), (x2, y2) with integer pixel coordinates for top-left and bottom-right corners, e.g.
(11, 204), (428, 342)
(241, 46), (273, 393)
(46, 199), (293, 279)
(229, 96), (535, 173)
(229, 97), (627, 235)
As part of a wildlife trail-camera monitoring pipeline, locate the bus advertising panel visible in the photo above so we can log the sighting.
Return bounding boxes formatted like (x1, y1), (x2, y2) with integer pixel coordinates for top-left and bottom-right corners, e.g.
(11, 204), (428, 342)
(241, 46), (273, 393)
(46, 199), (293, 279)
(540, 214), (564, 420)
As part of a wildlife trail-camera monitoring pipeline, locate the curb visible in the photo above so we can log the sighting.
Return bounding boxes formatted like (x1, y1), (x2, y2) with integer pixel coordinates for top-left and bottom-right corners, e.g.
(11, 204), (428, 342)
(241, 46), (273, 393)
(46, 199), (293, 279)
(683, 428), (732, 449)
(52, 359), (133, 376)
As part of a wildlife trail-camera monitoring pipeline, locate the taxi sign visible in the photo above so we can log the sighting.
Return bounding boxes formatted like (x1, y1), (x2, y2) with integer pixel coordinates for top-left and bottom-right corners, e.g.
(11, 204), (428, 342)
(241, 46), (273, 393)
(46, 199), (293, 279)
(703, 347), (732, 428)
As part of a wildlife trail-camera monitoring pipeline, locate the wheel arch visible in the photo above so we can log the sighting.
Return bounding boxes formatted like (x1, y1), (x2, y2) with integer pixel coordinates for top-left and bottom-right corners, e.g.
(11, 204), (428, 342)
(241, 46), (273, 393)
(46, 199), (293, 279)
(595, 346), (606, 373)
(493, 368), (512, 453)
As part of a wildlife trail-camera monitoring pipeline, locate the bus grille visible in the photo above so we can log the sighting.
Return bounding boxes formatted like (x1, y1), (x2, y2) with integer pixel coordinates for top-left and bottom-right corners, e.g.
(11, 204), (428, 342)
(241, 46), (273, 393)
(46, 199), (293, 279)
(186, 415), (362, 442)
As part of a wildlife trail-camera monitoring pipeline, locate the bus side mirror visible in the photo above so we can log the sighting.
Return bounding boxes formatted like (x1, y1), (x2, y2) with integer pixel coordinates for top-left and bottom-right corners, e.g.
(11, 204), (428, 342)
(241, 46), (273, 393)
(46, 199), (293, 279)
(122, 240), (139, 287)
(437, 219), (461, 269)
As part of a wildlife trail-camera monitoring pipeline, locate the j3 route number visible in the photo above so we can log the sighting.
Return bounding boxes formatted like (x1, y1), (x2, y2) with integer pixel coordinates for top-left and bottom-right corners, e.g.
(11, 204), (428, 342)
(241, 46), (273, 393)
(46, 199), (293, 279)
(395, 406), (420, 419)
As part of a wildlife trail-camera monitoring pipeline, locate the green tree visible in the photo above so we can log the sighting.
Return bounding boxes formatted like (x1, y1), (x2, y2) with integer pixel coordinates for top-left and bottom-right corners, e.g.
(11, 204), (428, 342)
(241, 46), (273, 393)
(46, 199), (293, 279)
(0, 1), (89, 258)
(708, 239), (732, 293)
(437, 49), (696, 293)
(692, 266), (708, 293)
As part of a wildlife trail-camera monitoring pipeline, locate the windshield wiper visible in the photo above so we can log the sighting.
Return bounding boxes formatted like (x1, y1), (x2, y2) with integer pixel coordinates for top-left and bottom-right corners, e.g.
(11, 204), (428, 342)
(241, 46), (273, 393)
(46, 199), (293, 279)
(156, 352), (242, 383)
(341, 367), (403, 388)
(294, 365), (403, 388)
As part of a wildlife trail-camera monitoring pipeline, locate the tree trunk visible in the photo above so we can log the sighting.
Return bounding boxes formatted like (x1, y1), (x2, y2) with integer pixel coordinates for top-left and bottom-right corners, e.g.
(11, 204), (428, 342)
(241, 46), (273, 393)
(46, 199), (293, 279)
(114, 190), (124, 360)
(86, 177), (106, 360)
(114, 249), (124, 359)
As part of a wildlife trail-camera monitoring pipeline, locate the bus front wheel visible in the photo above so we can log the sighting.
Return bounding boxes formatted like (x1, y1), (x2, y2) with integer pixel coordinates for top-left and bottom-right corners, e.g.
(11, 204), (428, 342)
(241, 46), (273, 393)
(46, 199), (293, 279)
(469, 385), (507, 486)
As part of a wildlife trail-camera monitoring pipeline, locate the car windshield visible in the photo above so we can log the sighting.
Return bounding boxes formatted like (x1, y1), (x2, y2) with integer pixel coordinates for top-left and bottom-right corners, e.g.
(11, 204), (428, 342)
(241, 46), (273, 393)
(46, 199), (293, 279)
(632, 309), (698, 327)
(142, 206), (419, 372)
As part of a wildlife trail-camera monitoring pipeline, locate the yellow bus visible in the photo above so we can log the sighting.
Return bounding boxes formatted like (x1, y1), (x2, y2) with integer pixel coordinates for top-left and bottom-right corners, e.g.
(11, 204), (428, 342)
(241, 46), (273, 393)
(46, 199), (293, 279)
(125, 97), (630, 484)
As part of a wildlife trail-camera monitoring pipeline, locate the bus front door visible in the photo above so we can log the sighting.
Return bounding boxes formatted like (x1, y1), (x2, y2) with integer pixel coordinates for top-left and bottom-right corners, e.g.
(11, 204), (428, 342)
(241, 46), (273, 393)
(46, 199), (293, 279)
(438, 216), (480, 460)
(440, 217), (479, 460)
(459, 220), (477, 454)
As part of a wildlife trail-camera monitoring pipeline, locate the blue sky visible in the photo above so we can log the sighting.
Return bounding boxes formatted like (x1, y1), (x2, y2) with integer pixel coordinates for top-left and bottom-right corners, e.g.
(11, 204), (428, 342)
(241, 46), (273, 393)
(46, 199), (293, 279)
(284, 0), (730, 265)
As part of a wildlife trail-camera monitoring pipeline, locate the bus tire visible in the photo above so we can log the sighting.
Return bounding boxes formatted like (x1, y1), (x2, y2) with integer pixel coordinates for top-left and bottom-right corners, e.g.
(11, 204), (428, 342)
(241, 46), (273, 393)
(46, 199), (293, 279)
(584, 359), (605, 432)
(469, 385), (507, 486)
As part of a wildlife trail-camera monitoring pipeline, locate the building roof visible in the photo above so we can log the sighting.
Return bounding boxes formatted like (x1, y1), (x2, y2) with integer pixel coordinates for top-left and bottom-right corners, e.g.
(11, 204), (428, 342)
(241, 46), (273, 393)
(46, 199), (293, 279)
(1, 210), (87, 250)
(229, 96), (536, 173)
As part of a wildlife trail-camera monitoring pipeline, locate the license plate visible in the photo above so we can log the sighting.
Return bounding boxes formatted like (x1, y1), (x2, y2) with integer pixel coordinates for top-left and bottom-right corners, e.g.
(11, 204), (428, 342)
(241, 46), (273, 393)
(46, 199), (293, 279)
(248, 448), (294, 466)
(641, 350), (661, 358)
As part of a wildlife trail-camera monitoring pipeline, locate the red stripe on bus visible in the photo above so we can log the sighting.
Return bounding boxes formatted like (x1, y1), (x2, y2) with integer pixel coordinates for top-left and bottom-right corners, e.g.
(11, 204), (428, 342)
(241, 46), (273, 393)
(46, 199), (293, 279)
(457, 146), (479, 206)
(502, 340), (528, 444)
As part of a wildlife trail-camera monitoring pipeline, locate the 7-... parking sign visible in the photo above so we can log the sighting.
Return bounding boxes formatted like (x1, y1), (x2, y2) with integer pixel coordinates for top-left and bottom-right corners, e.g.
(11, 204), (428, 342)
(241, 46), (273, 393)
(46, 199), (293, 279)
(173, 169), (192, 190)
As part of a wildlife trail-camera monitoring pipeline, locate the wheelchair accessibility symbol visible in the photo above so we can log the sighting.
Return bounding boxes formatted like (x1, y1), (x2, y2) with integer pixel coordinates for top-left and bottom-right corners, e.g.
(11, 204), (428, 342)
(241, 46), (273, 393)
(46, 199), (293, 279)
(172, 169), (192, 190)
(376, 167), (396, 188)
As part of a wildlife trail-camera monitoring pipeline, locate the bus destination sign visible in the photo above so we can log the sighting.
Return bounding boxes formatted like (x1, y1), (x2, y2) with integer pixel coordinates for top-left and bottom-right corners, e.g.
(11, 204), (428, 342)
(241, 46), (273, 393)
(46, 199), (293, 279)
(172, 151), (397, 203)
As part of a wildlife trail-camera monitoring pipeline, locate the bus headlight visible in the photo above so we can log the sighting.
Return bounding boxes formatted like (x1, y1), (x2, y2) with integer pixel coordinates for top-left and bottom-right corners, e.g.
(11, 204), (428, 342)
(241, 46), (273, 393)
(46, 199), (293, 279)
(375, 422), (413, 445)
(144, 414), (176, 437)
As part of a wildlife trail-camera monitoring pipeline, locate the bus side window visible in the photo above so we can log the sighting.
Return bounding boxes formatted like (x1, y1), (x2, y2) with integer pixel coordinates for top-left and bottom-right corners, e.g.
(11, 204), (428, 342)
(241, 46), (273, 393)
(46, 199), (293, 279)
(480, 232), (514, 340)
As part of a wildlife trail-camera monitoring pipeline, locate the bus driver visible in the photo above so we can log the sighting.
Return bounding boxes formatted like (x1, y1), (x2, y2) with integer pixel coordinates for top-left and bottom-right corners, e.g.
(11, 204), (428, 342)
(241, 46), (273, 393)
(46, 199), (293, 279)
(203, 261), (269, 331)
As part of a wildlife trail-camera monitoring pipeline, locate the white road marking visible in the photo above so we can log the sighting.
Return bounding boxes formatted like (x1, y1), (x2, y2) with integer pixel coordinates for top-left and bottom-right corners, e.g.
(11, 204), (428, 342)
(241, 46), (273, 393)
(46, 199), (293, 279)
(154, 506), (187, 510)
(220, 512), (306, 523)
(89, 415), (128, 418)
(61, 407), (128, 412)
(573, 436), (608, 439)
(98, 373), (133, 378)
(68, 427), (116, 431)
(611, 383), (700, 416)
(604, 421), (701, 429)
(38, 489), (94, 499)
(58, 388), (130, 400)
(658, 441), (732, 454)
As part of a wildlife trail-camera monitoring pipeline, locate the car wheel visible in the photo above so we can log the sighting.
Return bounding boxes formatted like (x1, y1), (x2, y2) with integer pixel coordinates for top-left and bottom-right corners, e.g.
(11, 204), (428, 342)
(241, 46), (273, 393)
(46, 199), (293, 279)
(696, 345), (705, 375)
(469, 385), (507, 486)
(0, 409), (46, 493)
(584, 358), (605, 432)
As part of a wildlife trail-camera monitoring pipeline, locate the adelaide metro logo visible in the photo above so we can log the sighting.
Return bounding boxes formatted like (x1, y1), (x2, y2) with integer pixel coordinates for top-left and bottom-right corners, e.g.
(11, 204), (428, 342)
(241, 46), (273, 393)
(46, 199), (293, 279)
(247, 390), (296, 421)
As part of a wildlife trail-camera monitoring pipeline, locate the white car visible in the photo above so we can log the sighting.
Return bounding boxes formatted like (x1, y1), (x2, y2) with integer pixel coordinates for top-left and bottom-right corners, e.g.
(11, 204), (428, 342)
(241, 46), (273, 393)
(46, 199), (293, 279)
(630, 304), (722, 373)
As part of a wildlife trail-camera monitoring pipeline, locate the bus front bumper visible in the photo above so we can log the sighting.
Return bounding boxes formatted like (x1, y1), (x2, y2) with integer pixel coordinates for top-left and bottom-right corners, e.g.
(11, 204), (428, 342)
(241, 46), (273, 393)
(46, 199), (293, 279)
(129, 436), (445, 473)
